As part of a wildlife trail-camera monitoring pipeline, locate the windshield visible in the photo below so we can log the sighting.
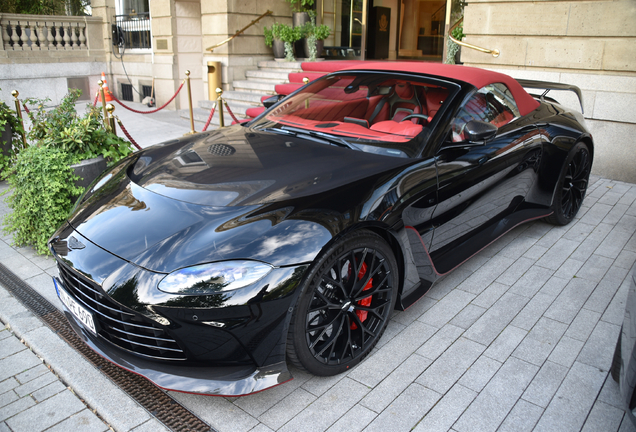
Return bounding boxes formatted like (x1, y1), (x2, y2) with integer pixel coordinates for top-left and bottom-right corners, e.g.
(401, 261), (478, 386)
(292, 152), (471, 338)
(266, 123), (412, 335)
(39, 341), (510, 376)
(251, 72), (456, 158)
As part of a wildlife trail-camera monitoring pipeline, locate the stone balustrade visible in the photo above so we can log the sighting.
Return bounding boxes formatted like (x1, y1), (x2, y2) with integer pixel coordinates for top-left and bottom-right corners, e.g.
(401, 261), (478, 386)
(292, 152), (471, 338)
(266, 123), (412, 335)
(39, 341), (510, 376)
(0, 13), (104, 55)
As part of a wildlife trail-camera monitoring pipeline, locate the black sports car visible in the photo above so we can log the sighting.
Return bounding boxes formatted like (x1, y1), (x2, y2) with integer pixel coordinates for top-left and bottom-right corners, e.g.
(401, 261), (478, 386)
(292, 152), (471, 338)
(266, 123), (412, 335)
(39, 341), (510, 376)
(49, 63), (593, 396)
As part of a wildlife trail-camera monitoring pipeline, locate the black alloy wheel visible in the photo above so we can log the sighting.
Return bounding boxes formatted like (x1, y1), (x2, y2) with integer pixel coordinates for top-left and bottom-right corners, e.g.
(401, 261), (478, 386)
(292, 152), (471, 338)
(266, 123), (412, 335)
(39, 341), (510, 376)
(287, 230), (398, 376)
(546, 142), (591, 226)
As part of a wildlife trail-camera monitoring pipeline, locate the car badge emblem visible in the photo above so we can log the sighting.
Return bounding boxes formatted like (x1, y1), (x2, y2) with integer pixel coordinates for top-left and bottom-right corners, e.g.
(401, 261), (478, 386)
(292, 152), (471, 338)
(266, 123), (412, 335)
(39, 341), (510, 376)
(68, 236), (86, 250)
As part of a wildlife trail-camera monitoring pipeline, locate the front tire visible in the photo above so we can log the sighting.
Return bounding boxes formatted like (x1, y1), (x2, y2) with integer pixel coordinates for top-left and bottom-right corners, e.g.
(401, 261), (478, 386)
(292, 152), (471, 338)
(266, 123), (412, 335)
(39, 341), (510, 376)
(545, 142), (591, 226)
(287, 230), (398, 376)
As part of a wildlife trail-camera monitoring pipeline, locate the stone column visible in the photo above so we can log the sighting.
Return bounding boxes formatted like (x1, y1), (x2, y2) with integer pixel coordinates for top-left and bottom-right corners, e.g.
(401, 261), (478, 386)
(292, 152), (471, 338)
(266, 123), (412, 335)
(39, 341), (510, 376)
(150, 0), (181, 109)
(82, 0), (112, 100)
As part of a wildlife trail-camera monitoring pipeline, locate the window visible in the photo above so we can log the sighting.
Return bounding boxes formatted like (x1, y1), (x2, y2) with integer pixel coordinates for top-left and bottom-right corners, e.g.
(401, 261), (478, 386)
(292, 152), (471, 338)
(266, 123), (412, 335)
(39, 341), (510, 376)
(451, 83), (520, 142)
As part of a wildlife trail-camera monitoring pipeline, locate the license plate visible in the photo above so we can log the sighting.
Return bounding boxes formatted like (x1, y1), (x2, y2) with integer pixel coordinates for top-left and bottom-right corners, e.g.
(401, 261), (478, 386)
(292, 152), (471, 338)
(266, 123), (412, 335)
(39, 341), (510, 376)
(54, 279), (97, 335)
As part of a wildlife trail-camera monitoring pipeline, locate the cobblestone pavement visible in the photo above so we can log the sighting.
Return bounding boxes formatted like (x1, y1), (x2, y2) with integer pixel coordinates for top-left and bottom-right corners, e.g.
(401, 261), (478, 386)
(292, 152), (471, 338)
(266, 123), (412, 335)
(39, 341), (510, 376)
(0, 102), (634, 431)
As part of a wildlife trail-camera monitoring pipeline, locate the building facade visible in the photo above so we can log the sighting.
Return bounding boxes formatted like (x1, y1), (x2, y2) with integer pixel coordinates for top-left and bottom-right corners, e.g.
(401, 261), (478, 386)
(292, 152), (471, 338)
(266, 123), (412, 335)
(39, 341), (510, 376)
(1, 0), (634, 182)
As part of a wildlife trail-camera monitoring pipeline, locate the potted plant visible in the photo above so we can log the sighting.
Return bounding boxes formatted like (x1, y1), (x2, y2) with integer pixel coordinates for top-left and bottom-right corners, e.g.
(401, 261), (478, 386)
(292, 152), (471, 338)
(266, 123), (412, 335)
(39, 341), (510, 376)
(302, 21), (331, 61)
(286, 0), (315, 56)
(285, 0), (315, 23)
(266, 23), (301, 62)
(446, 25), (465, 65)
(264, 23), (286, 59)
(2, 89), (134, 255)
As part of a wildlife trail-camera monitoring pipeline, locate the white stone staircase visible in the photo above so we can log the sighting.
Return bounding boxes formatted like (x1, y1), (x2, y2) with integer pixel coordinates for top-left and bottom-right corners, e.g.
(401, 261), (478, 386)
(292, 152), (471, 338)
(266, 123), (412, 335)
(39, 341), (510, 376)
(181, 60), (303, 129)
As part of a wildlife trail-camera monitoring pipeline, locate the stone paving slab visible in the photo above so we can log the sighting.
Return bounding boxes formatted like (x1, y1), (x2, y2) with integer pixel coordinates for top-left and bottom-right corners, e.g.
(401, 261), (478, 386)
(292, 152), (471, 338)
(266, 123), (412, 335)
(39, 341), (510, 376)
(0, 326), (106, 432)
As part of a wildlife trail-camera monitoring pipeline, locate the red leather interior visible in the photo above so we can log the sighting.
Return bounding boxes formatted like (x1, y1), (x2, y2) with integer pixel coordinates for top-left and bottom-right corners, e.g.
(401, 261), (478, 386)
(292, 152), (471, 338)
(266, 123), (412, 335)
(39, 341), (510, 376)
(295, 99), (369, 122)
(424, 88), (448, 119)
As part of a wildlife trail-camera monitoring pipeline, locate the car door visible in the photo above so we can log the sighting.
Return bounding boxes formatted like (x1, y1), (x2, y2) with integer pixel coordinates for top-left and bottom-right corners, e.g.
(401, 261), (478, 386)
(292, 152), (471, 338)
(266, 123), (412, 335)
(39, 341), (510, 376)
(427, 84), (541, 274)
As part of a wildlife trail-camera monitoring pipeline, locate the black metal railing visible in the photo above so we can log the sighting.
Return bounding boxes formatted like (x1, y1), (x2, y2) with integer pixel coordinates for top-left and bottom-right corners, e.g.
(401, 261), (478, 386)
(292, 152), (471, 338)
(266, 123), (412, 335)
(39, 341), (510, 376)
(115, 12), (151, 49)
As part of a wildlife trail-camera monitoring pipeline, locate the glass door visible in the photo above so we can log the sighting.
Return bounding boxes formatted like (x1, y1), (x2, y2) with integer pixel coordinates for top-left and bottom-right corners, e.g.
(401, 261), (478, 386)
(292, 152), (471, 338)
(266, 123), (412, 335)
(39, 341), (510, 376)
(398, 0), (445, 61)
(320, 0), (367, 59)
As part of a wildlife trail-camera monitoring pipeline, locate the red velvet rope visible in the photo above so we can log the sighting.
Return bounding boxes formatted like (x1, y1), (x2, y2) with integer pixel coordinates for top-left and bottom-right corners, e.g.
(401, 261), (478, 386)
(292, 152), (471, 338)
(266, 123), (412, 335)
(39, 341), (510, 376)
(202, 103), (217, 132)
(111, 82), (184, 114)
(224, 101), (240, 124)
(93, 92), (99, 106)
(115, 118), (142, 150)
(22, 103), (30, 114)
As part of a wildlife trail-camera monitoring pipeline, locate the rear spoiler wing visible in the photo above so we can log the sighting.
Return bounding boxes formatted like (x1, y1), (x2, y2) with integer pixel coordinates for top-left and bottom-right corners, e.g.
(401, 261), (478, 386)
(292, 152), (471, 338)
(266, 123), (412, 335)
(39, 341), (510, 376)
(516, 79), (584, 114)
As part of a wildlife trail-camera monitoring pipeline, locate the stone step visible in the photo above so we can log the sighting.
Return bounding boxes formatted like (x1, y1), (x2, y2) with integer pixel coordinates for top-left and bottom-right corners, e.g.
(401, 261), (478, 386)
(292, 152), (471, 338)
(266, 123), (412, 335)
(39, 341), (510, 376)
(197, 100), (253, 117)
(232, 80), (277, 94)
(212, 91), (264, 106)
(245, 69), (290, 82)
(257, 60), (303, 71)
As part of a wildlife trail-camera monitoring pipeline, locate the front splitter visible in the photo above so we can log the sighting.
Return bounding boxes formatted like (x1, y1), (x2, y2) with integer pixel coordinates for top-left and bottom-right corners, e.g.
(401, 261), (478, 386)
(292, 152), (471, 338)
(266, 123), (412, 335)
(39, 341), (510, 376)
(60, 302), (293, 397)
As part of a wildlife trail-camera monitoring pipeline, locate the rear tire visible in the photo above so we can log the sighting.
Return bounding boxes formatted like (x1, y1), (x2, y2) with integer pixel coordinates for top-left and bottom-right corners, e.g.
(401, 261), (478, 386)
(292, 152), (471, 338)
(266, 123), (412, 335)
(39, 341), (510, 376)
(287, 230), (398, 376)
(545, 142), (591, 226)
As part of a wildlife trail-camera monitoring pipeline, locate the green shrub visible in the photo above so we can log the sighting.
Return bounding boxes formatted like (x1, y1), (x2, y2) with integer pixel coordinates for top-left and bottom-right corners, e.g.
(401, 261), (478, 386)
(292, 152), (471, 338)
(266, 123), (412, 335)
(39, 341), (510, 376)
(25, 89), (132, 165)
(3, 146), (83, 254)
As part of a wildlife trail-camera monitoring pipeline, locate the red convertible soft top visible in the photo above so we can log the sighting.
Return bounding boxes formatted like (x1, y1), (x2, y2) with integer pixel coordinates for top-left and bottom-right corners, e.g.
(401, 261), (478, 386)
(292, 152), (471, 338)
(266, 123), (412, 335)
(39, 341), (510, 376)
(301, 61), (540, 117)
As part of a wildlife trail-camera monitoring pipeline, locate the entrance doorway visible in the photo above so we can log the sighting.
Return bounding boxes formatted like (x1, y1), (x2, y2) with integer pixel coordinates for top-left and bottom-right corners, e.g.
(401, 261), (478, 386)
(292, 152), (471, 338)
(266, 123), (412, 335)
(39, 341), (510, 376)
(318, 0), (446, 62)
(397, 0), (445, 61)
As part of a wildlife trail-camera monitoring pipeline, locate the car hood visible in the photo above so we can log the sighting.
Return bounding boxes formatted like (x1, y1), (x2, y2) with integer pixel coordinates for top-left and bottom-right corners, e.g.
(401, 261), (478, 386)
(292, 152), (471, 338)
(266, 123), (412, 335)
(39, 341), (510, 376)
(126, 126), (411, 207)
(67, 126), (413, 272)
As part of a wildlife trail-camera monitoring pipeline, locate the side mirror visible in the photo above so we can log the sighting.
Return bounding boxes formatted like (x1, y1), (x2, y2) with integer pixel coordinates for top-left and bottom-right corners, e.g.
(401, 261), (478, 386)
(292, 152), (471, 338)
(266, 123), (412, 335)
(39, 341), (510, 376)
(465, 120), (498, 143)
(263, 95), (284, 109)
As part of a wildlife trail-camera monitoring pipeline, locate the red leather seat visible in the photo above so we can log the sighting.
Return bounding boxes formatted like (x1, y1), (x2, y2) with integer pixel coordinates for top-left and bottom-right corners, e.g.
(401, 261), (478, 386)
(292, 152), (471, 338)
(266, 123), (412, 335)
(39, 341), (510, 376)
(390, 82), (422, 122)
(368, 82), (424, 125)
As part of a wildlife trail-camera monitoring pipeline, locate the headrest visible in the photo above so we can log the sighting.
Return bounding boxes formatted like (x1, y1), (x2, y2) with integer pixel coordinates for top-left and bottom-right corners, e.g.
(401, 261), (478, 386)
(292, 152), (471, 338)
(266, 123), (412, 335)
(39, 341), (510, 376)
(395, 82), (414, 100)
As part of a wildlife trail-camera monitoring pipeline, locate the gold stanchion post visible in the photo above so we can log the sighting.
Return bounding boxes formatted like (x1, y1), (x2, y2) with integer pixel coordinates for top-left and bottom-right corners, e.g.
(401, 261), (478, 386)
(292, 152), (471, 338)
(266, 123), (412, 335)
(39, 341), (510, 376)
(216, 88), (225, 128)
(303, 78), (310, 109)
(185, 70), (196, 134)
(11, 91), (27, 148)
(106, 103), (116, 135)
(98, 80), (109, 130)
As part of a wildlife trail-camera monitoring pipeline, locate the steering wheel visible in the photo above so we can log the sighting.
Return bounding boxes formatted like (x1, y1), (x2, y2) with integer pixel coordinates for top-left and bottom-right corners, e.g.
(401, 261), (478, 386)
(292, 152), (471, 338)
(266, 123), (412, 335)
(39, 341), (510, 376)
(400, 114), (429, 124)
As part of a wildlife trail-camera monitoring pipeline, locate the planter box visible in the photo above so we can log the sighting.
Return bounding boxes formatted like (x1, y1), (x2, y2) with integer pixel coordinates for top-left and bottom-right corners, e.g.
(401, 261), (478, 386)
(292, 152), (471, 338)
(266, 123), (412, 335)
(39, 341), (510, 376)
(70, 155), (107, 190)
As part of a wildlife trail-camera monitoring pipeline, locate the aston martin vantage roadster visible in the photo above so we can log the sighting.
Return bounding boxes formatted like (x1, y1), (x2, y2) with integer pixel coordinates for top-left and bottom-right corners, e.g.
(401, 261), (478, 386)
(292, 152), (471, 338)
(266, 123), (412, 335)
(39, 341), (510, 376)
(49, 62), (593, 396)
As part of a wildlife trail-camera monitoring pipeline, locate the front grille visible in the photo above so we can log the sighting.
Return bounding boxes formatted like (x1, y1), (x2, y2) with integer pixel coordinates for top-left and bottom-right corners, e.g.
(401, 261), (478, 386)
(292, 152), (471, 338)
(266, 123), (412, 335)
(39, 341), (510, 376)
(57, 263), (187, 361)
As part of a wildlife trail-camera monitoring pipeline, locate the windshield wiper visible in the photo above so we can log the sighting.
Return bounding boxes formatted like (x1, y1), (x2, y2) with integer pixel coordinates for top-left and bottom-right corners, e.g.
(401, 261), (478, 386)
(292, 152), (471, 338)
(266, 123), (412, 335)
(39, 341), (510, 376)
(259, 126), (295, 136)
(281, 126), (359, 151)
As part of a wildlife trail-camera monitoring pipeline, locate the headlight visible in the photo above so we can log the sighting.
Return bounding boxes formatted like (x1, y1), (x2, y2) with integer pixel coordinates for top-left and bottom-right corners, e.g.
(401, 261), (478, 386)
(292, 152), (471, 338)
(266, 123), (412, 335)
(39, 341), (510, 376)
(158, 261), (273, 295)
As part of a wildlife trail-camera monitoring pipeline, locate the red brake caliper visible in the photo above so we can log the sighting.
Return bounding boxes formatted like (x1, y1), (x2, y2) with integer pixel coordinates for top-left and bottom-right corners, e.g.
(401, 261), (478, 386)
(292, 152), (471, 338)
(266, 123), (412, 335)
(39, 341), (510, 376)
(351, 262), (373, 330)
